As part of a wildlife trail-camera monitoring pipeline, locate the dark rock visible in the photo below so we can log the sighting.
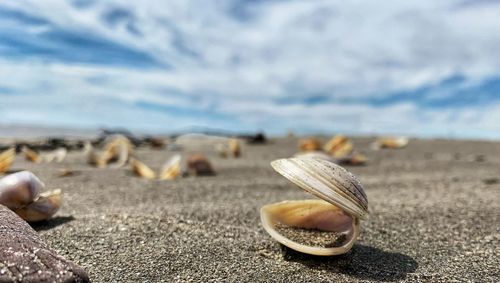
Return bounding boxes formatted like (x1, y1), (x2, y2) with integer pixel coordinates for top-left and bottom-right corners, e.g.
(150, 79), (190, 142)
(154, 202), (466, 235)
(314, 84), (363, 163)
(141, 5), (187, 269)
(243, 132), (267, 144)
(482, 177), (499, 185)
(0, 205), (89, 282)
(143, 136), (166, 149)
(474, 154), (485, 162)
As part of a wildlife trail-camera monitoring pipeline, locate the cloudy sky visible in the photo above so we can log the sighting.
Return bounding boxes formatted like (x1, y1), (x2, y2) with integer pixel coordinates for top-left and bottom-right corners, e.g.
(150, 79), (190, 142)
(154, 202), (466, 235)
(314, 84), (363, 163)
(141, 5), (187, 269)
(1, 0), (500, 139)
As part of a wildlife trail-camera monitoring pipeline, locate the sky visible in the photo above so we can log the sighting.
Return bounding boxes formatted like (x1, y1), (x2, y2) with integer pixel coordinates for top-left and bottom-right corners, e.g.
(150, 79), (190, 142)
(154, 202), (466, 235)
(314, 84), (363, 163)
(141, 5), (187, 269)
(0, 0), (500, 139)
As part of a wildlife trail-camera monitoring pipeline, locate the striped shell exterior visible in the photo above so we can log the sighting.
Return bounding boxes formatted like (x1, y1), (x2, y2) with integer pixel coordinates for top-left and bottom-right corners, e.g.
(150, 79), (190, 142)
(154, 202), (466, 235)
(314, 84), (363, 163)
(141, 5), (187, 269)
(270, 157), (368, 219)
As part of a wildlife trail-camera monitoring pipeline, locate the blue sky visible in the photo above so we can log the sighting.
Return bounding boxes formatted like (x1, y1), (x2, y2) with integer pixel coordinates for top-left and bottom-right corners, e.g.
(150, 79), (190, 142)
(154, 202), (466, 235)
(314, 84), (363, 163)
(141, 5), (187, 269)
(1, 0), (500, 139)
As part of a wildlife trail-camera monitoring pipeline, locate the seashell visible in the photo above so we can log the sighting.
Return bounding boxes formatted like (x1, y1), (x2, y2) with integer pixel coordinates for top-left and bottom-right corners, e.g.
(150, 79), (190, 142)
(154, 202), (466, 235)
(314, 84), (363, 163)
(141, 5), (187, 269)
(0, 148), (16, 174)
(0, 171), (61, 221)
(87, 148), (111, 168)
(82, 141), (92, 155)
(372, 137), (409, 149)
(102, 135), (134, 168)
(159, 154), (182, 180)
(86, 136), (132, 168)
(298, 138), (322, 152)
(131, 158), (157, 180)
(104, 145), (130, 168)
(215, 144), (228, 158)
(0, 171), (43, 209)
(14, 189), (62, 222)
(57, 168), (76, 177)
(22, 146), (42, 163)
(43, 147), (67, 163)
(229, 138), (241, 158)
(186, 153), (215, 176)
(323, 135), (354, 158)
(336, 152), (368, 166)
(323, 135), (348, 153)
(261, 157), (368, 256)
(294, 151), (337, 163)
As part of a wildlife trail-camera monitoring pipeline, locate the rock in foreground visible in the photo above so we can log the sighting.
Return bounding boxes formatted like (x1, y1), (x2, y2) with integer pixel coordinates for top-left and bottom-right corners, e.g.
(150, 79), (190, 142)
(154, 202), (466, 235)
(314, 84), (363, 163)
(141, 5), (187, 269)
(0, 205), (89, 282)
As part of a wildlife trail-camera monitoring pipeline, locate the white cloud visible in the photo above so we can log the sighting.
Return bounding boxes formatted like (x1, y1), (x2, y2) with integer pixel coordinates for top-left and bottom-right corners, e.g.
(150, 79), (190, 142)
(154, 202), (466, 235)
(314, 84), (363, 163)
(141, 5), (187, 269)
(0, 0), (500, 138)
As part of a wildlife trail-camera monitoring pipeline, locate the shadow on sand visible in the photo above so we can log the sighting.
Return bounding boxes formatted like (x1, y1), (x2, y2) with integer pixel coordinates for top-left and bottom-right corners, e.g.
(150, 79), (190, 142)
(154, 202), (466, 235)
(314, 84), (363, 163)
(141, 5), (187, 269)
(30, 216), (75, 232)
(281, 244), (418, 282)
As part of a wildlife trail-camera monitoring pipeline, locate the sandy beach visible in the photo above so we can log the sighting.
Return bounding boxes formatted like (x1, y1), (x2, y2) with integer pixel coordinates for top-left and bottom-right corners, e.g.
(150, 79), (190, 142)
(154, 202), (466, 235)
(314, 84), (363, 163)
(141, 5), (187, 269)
(3, 137), (499, 282)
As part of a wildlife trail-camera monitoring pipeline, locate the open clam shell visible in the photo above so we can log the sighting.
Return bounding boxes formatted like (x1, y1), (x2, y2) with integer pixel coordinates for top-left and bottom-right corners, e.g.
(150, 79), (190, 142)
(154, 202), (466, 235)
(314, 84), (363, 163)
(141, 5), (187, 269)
(261, 157), (368, 256)
(0, 171), (61, 222)
(0, 171), (44, 209)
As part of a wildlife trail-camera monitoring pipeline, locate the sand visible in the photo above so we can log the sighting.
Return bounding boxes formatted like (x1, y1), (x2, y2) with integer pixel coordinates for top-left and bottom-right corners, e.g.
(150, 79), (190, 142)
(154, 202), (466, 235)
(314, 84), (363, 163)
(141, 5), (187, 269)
(3, 137), (499, 282)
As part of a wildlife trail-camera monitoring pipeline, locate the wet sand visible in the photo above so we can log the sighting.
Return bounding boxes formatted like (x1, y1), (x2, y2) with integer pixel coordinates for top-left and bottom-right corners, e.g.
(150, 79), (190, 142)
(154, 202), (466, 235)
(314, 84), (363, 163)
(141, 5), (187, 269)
(5, 137), (499, 282)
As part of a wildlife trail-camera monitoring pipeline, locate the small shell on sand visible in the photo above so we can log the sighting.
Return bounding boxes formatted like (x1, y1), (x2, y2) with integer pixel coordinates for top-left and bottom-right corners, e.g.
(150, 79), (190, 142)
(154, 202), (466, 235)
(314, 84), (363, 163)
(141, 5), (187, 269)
(229, 138), (241, 158)
(131, 158), (157, 180)
(0, 171), (61, 222)
(0, 148), (15, 174)
(372, 137), (409, 149)
(298, 138), (322, 152)
(159, 154), (183, 180)
(22, 146), (42, 163)
(186, 153), (215, 176)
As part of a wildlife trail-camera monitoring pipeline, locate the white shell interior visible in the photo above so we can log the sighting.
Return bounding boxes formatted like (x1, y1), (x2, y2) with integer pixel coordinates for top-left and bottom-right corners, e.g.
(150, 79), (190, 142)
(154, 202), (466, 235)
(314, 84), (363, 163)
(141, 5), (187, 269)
(260, 199), (359, 256)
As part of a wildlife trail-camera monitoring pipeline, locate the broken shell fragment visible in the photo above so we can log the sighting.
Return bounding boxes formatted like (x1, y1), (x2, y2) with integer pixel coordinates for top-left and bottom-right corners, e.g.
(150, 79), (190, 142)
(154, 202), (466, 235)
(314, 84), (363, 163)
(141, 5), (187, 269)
(0, 148), (15, 174)
(298, 138), (322, 152)
(372, 137), (409, 149)
(299, 138), (321, 151)
(131, 158), (157, 180)
(57, 168), (76, 177)
(43, 147), (67, 163)
(261, 157), (368, 256)
(22, 146), (42, 163)
(159, 154), (182, 180)
(323, 135), (348, 153)
(229, 138), (241, 158)
(323, 135), (354, 158)
(186, 153), (215, 176)
(14, 189), (62, 222)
